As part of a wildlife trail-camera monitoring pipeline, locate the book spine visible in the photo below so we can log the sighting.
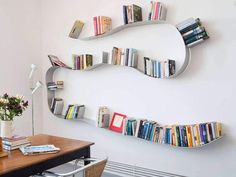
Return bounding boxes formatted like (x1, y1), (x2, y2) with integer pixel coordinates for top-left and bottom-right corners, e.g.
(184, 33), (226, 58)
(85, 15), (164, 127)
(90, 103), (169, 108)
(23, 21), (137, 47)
(93, 17), (98, 36)
(123, 6), (128, 24)
(176, 17), (195, 30)
(179, 21), (201, 34)
(185, 31), (208, 45)
(183, 27), (205, 40)
(177, 18), (200, 31)
(97, 16), (101, 35)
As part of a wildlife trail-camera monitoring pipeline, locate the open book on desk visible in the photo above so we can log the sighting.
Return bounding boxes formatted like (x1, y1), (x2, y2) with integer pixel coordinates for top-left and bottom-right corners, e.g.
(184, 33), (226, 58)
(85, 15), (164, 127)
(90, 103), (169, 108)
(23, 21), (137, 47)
(20, 144), (60, 155)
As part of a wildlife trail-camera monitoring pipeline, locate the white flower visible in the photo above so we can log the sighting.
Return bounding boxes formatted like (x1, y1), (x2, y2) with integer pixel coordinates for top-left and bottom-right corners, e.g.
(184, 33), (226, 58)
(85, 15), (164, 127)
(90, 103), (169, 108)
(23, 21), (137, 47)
(0, 98), (9, 104)
(16, 95), (23, 100)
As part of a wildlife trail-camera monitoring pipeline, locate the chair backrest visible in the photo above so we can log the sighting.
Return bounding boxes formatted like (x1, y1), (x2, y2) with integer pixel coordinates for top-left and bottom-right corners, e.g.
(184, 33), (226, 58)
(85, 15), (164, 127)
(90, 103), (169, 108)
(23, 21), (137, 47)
(84, 158), (107, 177)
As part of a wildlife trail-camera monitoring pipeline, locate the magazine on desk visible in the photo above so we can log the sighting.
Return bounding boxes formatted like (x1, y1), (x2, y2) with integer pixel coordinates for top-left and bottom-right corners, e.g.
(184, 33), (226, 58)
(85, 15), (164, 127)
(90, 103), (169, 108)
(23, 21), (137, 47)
(20, 144), (60, 155)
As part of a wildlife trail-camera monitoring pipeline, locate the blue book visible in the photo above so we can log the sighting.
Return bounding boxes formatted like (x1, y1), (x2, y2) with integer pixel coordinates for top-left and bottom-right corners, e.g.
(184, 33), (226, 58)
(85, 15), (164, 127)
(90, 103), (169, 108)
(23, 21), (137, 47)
(144, 122), (151, 140)
(158, 62), (161, 78)
(165, 128), (169, 144)
(123, 6), (128, 25)
(202, 124), (208, 143)
(147, 123), (154, 140)
(142, 122), (148, 139)
(149, 124), (155, 141)
(179, 126), (184, 147)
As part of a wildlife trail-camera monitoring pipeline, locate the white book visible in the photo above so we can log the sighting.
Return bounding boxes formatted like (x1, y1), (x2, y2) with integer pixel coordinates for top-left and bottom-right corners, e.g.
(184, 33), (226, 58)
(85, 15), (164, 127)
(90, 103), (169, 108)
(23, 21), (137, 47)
(153, 61), (156, 78)
(147, 59), (151, 76)
(206, 124), (211, 142)
(161, 61), (165, 78)
(120, 49), (125, 66)
(3, 142), (31, 151)
(150, 60), (153, 77)
(53, 100), (64, 115)
(20, 145), (60, 155)
(176, 17), (195, 30)
(135, 120), (141, 137)
(159, 6), (167, 21)
(211, 122), (216, 140)
(164, 60), (169, 78)
(182, 26), (203, 37)
(77, 106), (85, 118)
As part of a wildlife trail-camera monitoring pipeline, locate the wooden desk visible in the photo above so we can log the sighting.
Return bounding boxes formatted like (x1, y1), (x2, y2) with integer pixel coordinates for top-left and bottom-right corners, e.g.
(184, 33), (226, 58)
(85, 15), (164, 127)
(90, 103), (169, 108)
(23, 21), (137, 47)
(0, 134), (94, 177)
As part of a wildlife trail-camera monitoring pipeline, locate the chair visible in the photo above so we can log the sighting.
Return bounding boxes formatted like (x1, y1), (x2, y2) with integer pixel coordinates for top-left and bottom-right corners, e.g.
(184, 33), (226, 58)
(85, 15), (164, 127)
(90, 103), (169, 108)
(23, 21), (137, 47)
(35, 158), (107, 177)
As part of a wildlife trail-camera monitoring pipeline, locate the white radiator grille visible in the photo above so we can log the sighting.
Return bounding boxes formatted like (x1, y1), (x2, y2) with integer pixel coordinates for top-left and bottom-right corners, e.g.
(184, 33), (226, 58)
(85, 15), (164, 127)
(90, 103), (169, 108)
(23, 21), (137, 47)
(104, 161), (187, 177)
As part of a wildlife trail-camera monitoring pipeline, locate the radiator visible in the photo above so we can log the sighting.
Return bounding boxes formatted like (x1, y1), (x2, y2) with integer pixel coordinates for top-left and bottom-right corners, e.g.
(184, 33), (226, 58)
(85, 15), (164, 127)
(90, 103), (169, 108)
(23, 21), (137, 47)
(104, 161), (187, 177)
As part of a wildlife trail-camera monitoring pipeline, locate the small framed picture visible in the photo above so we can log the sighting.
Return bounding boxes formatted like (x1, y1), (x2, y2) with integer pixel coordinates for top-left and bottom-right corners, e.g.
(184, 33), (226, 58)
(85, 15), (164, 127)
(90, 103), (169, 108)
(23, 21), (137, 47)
(109, 112), (127, 133)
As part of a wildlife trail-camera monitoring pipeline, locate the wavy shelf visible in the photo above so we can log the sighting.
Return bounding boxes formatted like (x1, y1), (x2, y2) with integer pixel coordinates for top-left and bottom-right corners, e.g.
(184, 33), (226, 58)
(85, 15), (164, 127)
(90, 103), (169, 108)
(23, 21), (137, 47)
(98, 127), (223, 149)
(78, 20), (166, 40)
(44, 20), (218, 149)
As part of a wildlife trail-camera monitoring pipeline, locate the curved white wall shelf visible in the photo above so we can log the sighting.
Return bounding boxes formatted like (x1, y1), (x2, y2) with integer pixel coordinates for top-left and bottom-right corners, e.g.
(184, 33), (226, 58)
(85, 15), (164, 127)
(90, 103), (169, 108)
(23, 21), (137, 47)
(44, 20), (220, 148)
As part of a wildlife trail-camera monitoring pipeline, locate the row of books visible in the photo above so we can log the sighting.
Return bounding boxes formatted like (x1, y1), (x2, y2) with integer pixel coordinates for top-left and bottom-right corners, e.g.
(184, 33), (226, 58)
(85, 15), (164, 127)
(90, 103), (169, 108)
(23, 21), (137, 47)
(48, 55), (71, 69)
(64, 104), (85, 120)
(135, 120), (222, 147)
(123, 4), (142, 24)
(148, 1), (167, 21)
(93, 16), (112, 36)
(72, 54), (93, 70)
(112, 47), (138, 68)
(176, 18), (209, 47)
(144, 58), (176, 78)
(51, 98), (64, 115)
(97, 106), (110, 128)
(47, 81), (64, 91)
(98, 109), (223, 147)
(2, 136), (31, 151)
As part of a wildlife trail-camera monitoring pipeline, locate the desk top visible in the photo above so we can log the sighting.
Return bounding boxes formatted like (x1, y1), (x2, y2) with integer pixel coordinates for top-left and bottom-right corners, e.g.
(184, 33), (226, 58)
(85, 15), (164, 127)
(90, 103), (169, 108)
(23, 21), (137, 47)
(0, 134), (94, 176)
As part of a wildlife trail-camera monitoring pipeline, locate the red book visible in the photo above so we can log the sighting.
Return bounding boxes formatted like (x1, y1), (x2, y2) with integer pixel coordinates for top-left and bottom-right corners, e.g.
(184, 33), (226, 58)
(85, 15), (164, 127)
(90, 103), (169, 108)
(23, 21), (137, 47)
(154, 2), (160, 20)
(109, 112), (127, 133)
(93, 17), (98, 36)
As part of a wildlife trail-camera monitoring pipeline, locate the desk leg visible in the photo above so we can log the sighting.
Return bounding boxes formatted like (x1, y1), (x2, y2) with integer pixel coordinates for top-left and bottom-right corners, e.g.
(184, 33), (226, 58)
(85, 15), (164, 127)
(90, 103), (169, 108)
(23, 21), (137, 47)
(84, 147), (91, 165)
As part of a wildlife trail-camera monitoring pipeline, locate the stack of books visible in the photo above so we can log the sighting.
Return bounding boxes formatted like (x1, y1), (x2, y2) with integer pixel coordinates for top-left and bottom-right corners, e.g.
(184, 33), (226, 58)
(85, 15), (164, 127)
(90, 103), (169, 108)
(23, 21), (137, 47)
(47, 81), (64, 91)
(112, 47), (138, 68)
(123, 4), (142, 24)
(93, 16), (112, 36)
(176, 18), (209, 47)
(144, 58), (175, 78)
(51, 98), (64, 115)
(122, 118), (137, 136)
(64, 104), (85, 120)
(72, 54), (93, 70)
(134, 121), (222, 147)
(2, 136), (31, 151)
(48, 55), (71, 69)
(148, 1), (167, 21)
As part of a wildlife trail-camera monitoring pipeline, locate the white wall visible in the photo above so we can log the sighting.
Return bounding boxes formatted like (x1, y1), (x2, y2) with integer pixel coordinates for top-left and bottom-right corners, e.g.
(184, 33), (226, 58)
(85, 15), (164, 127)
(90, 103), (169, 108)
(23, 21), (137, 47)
(0, 0), (43, 135)
(41, 0), (236, 176)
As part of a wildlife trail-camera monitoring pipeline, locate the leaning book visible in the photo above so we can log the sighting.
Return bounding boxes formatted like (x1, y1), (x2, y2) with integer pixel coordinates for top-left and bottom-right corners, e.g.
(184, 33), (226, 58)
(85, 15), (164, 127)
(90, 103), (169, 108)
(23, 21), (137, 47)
(20, 144), (60, 155)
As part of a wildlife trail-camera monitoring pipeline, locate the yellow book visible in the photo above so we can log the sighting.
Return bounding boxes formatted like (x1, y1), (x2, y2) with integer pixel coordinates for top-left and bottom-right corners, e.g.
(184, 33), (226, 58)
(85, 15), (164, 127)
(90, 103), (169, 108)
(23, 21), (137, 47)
(69, 20), (84, 39)
(216, 123), (222, 137)
(67, 106), (74, 120)
(172, 126), (176, 146)
(186, 126), (193, 147)
(195, 125), (200, 146)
